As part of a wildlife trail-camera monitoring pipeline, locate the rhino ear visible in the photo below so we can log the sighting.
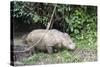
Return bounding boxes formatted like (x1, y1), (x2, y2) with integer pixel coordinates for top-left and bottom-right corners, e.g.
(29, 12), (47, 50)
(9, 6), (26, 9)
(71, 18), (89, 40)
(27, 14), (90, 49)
(64, 33), (68, 36)
(64, 33), (70, 38)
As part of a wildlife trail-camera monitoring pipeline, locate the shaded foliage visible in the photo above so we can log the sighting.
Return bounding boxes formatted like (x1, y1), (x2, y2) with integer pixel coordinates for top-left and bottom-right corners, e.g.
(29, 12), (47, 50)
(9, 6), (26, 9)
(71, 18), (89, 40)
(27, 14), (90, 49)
(11, 1), (97, 36)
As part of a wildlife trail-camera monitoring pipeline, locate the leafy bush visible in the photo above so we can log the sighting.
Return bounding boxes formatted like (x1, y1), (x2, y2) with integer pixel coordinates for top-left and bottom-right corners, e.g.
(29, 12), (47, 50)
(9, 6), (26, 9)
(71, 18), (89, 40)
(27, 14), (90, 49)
(64, 6), (97, 35)
(11, 1), (97, 36)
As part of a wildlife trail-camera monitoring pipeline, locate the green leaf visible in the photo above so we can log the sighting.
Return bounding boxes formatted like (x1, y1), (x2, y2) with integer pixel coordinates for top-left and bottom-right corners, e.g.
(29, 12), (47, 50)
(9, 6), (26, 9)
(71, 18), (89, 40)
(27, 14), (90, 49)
(32, 15), (40, 22)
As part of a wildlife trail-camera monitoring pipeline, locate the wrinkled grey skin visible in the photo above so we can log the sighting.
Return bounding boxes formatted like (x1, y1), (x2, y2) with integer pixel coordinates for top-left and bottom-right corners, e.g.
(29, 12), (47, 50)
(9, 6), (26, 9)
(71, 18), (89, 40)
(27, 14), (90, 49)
(24, 29), (76, 54)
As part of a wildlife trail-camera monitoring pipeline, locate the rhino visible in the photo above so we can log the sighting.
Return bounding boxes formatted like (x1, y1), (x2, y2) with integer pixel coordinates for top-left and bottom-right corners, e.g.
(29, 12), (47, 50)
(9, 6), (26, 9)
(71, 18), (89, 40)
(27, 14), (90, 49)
(23, 29), (76, 54)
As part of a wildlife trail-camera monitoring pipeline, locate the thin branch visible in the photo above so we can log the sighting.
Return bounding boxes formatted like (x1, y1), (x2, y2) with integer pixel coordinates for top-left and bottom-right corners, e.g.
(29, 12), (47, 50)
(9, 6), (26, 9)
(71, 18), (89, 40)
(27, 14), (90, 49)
(46, 4), (57, 30)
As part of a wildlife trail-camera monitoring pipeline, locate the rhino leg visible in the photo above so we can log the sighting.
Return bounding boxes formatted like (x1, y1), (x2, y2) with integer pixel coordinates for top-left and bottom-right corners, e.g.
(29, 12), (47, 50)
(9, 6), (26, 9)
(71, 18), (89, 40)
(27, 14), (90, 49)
(29, 47), (35, 55)
(46, 46), (53, 54)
